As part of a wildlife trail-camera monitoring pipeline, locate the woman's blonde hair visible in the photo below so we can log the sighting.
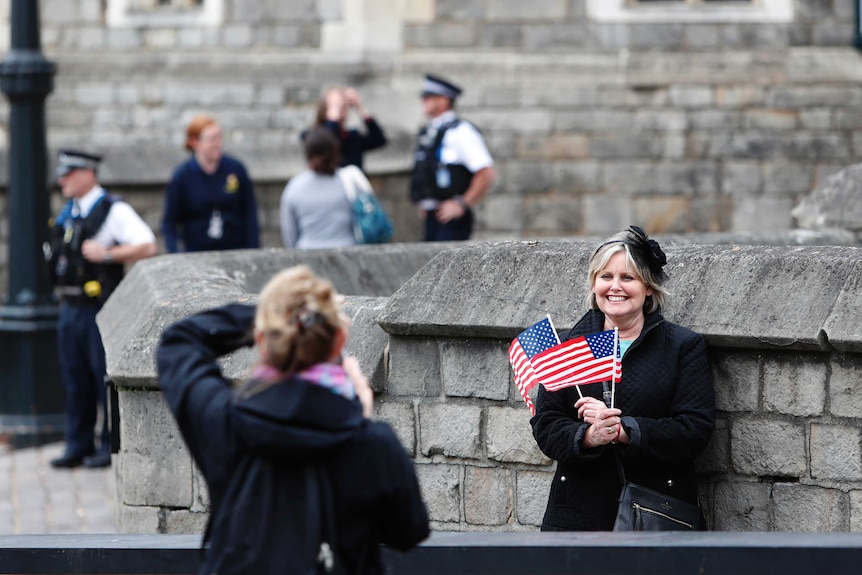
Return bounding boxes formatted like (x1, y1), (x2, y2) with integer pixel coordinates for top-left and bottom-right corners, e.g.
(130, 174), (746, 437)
(584, 228), (669, 315)
(255, 265), (342, 374)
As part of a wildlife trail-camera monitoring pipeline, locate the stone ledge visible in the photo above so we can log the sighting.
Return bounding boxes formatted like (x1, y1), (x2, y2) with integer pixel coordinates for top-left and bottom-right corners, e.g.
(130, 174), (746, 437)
(378, 241), (862, 353)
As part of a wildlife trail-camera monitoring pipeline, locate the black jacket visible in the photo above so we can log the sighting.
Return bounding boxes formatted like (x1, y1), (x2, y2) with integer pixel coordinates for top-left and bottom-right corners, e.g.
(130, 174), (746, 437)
(156, 304), (429, 575)
(530, 309), (715, 531)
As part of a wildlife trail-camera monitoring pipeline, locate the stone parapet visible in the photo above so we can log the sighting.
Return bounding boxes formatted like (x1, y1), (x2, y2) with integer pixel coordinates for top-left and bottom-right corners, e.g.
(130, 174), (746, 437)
(100, 241), (862, 532)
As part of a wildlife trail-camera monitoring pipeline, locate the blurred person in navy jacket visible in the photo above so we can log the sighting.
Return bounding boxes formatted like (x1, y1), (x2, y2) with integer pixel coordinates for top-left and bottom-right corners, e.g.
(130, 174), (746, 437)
(162, 115), (260, 253)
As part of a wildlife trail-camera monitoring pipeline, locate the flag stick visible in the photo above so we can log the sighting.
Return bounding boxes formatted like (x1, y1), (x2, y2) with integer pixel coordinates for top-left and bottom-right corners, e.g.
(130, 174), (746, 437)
(547, 314), (583, 399)
(611, 330), (618, 408)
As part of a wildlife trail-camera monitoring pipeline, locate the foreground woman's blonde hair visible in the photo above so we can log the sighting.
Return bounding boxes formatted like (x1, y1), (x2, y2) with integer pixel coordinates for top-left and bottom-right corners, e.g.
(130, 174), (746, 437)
(255, 265), (342, 374)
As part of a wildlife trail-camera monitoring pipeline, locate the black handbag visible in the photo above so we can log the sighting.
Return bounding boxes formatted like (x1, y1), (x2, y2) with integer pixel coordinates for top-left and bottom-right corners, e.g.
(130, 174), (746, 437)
(612, 453), (703, 531)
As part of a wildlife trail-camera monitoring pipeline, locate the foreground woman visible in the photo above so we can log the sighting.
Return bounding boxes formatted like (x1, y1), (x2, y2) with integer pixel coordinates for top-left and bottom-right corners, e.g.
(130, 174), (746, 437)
(157, 265), (429, 574)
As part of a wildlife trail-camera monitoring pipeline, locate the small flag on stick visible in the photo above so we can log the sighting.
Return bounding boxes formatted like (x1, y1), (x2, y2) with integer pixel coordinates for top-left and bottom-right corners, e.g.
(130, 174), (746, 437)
(509, 317), (623, 414)
(537, 329), (621, 392)
(508, 317), (559, 415)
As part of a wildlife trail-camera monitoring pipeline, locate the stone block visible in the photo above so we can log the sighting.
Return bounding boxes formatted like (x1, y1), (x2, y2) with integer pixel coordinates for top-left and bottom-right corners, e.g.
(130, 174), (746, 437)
(388, 337), (441, 397)
(716, 86), (766, 109)
(582, 196), (634, 236)
(553, 161), (600, 196)
(419, 404), (483, 459)
(763, 161), (814, 196)
(464, 466), (513, 526)
(602, 162), (655, 195)
(482, 195), (525, 233)
(516, 470), (552, 527)
(518, 135), (589, 160)
(486, 406), (550, 465)
(829, 360), (862, 418)
(164, 510), (209, 534)
(486, 0), (567, 20)
(668, 86), (713, 109)
(766, 86), (862, 109)
(810, 424), (862, 481)
(654, 162), (719, 196)
(224, 25), (254, 47)
(504, 161), (553, 195)
(711, 351), (760, 413)
(415, 463), (461, 523)
(590, 137), (664, 160)
(374, 400), (416, 456)
(763, 355), (826, 417)
(523, 24), (590, 50)
(554, 110), (634, 133)
(684, 25), (721, 49)
(632, 196), (691, 234)
(107, 28), (142, 49)
(435, 0), (482, 19)
(404, 23), (476, 48)
(792, 163), (862, 232)
(633, 110), (687, 132)
(695, 417), (729, 474)
(712, 481), (770, 531)
(731, 419), (806, 478)
(744, 110), (798, 131)
(631, 23), (684, 49)
(720, 159), (762, 198)
(75, 83), (114, 106)
(470, 109), (553, 134)
(732, 196), (794, 232)
(773, 484), (847, 531)
(118, 389), (193, 508)
(834, 110), (862, 131)
(524, 196), (582, 235)
(441, 339), (509, 400)
(851, 490), (862, 532)
(119, 505), (161, 534)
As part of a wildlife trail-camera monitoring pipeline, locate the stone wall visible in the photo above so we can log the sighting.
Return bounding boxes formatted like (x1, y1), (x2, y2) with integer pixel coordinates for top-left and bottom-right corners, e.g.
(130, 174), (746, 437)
(0, 1), (859, 240)
(100, 240), (862, 533)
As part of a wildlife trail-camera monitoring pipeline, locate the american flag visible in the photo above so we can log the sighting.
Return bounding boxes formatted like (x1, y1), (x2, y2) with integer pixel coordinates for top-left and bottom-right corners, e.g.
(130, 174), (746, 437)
(508, 317), (560, 415)
(536, 329), (621, 392)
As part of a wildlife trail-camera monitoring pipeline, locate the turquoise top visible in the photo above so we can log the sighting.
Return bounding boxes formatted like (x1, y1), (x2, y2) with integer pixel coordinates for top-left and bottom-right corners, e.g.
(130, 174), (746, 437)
(620, 340), (633, 357)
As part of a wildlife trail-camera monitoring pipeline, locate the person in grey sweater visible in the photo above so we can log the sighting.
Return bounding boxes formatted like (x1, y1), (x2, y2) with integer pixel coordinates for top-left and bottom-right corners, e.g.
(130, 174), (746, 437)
(280, 128), (356, 249)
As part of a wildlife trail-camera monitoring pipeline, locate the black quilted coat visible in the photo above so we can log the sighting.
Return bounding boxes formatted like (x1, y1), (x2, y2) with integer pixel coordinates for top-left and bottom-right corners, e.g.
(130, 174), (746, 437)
(530, 309), (715, 531)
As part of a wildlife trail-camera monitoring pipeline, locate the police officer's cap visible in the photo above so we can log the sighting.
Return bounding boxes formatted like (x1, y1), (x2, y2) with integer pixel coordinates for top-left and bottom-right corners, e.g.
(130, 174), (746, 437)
(56, 149), (102, 178)
(421, 74), (463, 101)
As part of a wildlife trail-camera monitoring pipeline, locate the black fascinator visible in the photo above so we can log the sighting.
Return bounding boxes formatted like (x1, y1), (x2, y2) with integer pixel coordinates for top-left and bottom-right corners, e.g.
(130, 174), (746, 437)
(624, 226), (667, 283)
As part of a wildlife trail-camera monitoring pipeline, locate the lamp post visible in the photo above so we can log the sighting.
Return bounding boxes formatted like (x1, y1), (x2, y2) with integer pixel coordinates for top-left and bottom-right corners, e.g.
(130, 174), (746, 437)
(0, 0), (63, 446)
(857, 0), (862, 50)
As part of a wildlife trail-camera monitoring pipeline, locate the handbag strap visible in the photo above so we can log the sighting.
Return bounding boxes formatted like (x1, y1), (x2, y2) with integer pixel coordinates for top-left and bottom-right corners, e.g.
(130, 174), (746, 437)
(337, 167), (358, 203)
(613, 448), (627, 485)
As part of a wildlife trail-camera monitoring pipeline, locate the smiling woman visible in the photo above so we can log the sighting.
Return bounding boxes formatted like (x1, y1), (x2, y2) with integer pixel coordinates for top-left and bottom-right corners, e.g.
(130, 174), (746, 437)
(530, 226), (715, 532)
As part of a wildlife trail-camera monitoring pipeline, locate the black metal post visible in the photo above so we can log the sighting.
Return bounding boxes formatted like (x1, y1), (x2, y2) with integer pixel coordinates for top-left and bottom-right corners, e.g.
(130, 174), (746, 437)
(857, 0), (862, 50)
(0, 0), (64, 447)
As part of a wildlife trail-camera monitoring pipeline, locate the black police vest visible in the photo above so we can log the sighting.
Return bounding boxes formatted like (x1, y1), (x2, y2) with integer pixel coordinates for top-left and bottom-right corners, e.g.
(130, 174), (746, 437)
(49, 195), (125, 306)
(409, 119), (474, 204)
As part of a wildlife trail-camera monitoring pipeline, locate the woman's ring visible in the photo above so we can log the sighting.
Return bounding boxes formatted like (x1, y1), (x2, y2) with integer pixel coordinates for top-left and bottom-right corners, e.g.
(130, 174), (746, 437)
(607, 426), (615, 434)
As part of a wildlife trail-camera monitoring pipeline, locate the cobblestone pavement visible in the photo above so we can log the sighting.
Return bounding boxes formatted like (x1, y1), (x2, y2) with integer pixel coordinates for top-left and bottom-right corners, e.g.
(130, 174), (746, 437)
(0, 441), (117, 534)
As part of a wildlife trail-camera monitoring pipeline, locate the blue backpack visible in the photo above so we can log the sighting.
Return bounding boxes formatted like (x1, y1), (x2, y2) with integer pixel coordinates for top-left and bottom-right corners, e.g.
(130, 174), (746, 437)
(338, 166), (394, 244)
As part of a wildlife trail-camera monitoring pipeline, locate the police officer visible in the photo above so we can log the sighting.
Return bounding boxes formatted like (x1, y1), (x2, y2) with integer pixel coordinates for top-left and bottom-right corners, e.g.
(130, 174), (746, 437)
(48, 150), (157, 468)
(410, 74), (496, 241)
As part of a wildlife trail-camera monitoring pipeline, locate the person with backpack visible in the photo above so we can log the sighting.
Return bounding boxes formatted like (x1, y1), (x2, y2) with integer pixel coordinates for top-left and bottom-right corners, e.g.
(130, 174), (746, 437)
(156, 265), (429, 575)
(410, 74), (496, 241)
(48, 149), (158, 469)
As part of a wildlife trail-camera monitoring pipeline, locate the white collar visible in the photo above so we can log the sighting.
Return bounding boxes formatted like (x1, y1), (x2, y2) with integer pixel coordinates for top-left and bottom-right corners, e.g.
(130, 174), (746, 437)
(430, 110), (458, 129)
(75, 185), (106, 217)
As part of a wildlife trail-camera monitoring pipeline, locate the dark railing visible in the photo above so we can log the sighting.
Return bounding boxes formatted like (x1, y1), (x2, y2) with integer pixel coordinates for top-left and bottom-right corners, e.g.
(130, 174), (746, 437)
(1, 532), (862, 575)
